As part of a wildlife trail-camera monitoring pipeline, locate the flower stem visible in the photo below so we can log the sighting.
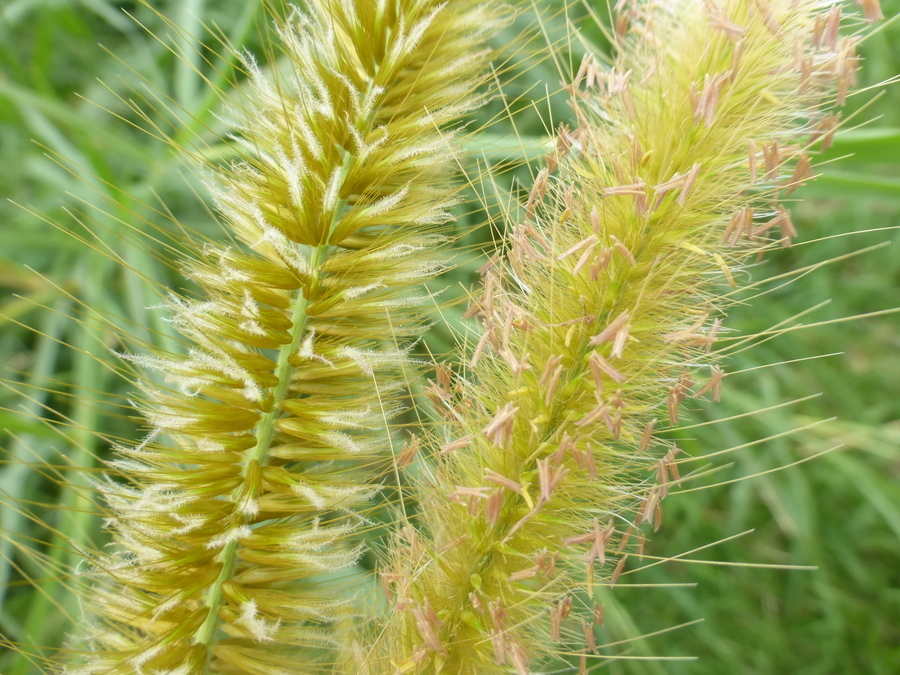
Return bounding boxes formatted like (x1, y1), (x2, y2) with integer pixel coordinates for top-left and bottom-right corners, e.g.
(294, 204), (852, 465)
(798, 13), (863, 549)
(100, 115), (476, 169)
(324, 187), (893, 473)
(194, 246), (322, 656)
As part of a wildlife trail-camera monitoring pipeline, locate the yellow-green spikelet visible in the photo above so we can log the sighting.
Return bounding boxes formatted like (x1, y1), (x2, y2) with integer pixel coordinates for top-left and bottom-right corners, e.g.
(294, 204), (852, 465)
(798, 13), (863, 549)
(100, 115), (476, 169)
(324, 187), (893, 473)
(71, 1), (507, 673)
(377, 0), (874, 672)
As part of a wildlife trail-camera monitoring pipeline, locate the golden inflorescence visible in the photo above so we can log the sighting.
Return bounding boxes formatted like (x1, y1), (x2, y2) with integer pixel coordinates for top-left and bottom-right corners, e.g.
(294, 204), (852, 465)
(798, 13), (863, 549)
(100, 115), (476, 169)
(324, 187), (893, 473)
(71, 1), (507, 673)
(373, 1), (880, 673)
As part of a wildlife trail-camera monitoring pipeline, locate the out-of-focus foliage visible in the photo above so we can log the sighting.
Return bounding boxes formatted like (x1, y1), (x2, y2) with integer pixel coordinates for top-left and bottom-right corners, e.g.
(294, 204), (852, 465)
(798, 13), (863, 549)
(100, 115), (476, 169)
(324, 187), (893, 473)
(0, 1), (897, 673)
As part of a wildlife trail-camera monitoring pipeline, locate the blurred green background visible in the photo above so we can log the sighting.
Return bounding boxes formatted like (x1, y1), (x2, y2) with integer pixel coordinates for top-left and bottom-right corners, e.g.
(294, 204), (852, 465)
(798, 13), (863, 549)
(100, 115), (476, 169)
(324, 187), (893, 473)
(0, 1), (897, 673)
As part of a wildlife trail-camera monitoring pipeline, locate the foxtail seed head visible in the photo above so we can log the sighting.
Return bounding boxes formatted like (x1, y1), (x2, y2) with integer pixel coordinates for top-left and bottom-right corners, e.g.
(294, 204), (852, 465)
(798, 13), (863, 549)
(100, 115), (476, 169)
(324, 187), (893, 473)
(69, 1), (507, 673)
(375, 0), (878, 672)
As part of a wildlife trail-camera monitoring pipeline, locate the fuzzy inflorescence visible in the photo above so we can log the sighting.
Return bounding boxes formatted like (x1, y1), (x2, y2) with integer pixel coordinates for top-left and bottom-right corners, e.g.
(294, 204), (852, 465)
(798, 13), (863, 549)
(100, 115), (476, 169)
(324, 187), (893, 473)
(374, 0), (878, 672)
(69, 1), (507, 673)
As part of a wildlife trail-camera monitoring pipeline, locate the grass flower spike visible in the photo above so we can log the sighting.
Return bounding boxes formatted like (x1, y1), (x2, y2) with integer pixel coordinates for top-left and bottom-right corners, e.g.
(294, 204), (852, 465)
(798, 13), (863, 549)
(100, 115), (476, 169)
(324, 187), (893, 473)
(376, 0), (878, 672)
(68, 1), (506, 673)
